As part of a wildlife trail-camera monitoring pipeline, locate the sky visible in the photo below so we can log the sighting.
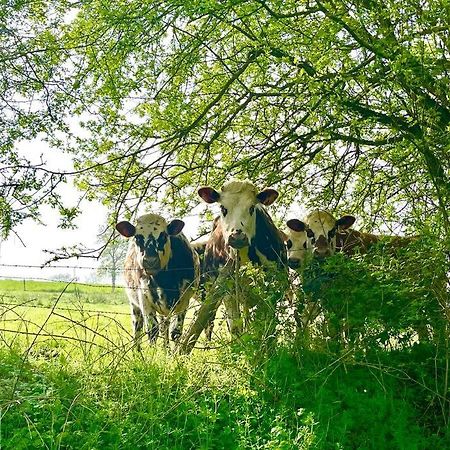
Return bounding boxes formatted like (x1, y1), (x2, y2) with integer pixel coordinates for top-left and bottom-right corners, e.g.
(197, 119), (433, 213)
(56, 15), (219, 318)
(0, 140), (204, 285)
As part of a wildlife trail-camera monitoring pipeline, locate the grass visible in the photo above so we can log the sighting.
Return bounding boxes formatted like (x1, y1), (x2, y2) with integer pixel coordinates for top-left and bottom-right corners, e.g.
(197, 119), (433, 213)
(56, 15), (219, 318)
(0, 279), (126, 306)
(0, 278), (449, 449)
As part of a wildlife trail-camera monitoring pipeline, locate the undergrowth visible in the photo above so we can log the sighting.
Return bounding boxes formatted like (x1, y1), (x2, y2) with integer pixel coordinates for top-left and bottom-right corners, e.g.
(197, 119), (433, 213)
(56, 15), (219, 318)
(0, 233), (449, 448)
(1, 343), (448, 449)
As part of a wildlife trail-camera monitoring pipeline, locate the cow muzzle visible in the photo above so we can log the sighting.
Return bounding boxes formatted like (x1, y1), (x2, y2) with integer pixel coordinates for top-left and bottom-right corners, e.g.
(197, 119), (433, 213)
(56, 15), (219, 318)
(143, 256), (161, 272)
(228, 231), (249, 249)
(288, 257), (301, 269)
(313, 247), (332, 259)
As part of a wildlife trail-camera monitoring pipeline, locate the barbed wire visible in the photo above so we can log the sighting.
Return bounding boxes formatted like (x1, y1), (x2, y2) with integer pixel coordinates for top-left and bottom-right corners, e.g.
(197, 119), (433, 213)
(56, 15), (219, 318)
(0, 275), (202, 292)
(0, 262), (199, 272)
(0, 300), (131, 316)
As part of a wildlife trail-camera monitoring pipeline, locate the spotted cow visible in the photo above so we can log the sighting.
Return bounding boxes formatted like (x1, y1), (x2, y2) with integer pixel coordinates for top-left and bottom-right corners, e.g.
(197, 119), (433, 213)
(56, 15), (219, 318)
(286, 210), (413, 264)
(285, 210), (418, 338)
(285, 210), (355, 267)
(116, 213), (199, 349)
(178, 180), (287, 352)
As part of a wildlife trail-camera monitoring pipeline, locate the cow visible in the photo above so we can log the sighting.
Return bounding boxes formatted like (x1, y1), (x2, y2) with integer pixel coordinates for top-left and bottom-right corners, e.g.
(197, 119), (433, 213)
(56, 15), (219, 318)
(284, 210), (420, 342)
(178, 179), (287, 353)
(285, 211), (414, 263)
(116, 213), (199, 350)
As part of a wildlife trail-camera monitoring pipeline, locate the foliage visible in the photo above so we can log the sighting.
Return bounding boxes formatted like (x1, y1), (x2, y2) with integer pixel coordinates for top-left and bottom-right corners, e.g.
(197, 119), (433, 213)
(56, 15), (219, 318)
(299, 232), (448, 351)
(0, 339), (448, 449)
(1, 0), (449, 240)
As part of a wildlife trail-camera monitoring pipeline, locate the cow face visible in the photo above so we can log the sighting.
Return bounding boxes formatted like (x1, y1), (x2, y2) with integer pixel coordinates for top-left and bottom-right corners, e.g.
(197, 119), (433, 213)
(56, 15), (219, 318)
(304, 210), (355, 259)
(285, 219), (309, 269)
(198, 180), (278, 249)
(116, 213), (184, 274)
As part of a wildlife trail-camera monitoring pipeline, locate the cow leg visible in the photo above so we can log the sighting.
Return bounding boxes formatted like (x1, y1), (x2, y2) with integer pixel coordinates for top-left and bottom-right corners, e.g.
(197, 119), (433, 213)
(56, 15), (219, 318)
(144, 313), (159, 343)
(138, 291), (159, 343)
(170, 311), (186, 343)
(199, 283), (215, 341)
(130, 304), (144, 351)
(204, 308), (217, 341)
(159, 316), (170, 348)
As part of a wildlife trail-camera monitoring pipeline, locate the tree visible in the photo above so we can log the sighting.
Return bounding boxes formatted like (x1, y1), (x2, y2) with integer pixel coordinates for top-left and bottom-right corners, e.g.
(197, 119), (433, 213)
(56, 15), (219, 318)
(0, 1), (82, 237)
(96, 228), (128, 290)
(2, 0), (449, 242)
(63, 0), (449, 237)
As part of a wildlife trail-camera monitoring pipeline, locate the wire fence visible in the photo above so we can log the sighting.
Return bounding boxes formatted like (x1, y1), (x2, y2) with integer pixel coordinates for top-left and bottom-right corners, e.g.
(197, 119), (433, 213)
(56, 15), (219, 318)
(0, 263), (237, 355)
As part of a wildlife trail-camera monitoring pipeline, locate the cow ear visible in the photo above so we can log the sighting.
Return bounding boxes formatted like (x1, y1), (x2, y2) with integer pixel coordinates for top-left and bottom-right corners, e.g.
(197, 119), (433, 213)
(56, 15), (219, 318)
(336, 215), (356, 230)
(167, 219), (185, 235)
(116, 221), (136, 238)
(286, 219), (306, 232)
(198, 187), (220, 204)
(257, 188), (279, 206)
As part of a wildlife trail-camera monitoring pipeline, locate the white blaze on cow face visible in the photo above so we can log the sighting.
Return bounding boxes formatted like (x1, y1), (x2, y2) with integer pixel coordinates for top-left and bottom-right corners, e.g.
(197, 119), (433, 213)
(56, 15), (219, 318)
(116, 213), (184, 274)
(285, 219), (309, 269)
(198, 179), (279, 249)
(304, 210), (355, 259)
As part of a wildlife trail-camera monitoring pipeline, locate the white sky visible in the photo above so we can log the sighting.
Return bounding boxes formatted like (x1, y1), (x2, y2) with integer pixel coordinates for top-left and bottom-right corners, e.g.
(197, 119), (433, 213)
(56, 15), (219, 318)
(0, 140), (203, 284)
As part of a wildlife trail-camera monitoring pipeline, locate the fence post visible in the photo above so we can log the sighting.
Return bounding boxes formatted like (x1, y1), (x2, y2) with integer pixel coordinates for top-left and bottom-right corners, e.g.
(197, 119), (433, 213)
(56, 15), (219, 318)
(23, 279), (26, 291)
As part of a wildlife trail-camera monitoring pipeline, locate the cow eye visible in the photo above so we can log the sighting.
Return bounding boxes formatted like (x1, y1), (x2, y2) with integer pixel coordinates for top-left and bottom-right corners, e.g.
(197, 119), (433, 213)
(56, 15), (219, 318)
(220, 206), (228, 216)
(286, 239), (293, 249)
(303, 242), (307, 249)
(249, 205), (255, 215)
(328, 228), (336, 238)
(306, 229), (314, 238)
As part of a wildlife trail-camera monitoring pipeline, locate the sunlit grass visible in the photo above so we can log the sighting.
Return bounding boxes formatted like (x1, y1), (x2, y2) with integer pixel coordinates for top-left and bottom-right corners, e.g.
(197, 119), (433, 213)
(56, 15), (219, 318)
(0, 275), (448, 449)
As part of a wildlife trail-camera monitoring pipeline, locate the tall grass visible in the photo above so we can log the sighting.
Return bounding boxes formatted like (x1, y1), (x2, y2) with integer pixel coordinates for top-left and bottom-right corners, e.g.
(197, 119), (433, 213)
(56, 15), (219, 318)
(0, 232), (449, 450)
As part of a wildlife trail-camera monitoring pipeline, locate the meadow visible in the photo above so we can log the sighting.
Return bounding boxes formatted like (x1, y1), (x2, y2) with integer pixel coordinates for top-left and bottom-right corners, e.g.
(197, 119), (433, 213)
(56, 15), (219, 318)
(0, 239), (449, 450)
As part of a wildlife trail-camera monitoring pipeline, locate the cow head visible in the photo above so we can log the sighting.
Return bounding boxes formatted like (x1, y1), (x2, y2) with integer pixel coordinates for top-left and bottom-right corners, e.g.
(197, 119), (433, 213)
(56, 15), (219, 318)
(116, 213), (184, 274)
(198, 179), (279, 249)
(304, 210), (355, 259)
(285, 219), (308, 269)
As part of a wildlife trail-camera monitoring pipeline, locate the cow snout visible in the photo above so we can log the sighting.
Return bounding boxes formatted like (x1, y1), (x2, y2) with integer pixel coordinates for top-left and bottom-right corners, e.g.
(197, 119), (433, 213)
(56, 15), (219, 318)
(313, 247), (331, 259)
(313, 235), (331, 259)
(288, 257), (301, 269)
(143, 256), (160, 272)
(228, 231), (249, 249)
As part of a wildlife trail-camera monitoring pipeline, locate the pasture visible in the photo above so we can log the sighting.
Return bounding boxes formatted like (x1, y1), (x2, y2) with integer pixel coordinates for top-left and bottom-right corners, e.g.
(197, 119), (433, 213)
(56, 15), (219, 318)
(0, 236), (449, 450)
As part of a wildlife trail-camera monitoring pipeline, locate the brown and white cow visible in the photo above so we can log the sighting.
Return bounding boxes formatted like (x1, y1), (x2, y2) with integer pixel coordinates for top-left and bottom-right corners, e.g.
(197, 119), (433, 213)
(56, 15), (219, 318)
(200, 180), (287, 329)
(286, 210), (413, 264)
(178, 180), (287, 352)
(285, 210), (355, 267)
(116, 213), (199, 349)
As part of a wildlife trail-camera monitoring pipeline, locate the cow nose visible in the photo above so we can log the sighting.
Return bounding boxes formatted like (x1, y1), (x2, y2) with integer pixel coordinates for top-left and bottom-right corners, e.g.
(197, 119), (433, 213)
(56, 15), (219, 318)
(228, 231), (248, 249)
(143, 256), (160, 271)
(288, 258), (300, 269)
(313, 247), (331, 259)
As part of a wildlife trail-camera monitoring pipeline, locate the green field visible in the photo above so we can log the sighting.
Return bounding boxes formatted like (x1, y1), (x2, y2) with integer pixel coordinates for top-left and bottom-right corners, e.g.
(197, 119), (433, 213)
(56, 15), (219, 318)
(0, 267), (449, 449)
(0, 279), (127, 306)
